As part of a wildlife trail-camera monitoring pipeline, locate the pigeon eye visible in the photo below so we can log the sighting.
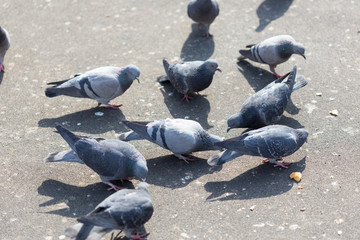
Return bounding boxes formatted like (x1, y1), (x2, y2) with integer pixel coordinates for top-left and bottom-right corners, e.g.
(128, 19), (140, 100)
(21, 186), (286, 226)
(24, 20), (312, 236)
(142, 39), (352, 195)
(210, 64), (215, 67)
(232, 123), (236, 126)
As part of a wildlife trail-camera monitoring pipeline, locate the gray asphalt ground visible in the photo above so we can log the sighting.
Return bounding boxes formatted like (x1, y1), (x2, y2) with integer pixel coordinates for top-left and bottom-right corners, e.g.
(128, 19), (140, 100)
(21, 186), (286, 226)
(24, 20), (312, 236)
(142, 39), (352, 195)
(1, 0), (360, 239)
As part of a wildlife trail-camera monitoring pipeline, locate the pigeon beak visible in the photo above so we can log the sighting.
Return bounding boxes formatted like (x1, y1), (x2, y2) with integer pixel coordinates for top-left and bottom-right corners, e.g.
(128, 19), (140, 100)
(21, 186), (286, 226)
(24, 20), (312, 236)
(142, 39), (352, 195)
(226, 127), (231, 133)
(136, 77), (140, 83)
(216, 67), (222, 73)
(297, 50), (306, 59)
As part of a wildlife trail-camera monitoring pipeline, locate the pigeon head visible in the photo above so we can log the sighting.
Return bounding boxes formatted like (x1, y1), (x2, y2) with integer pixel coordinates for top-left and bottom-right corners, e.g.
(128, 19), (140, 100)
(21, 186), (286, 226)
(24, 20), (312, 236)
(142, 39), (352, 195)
(292, 42), (306, 59)
(137, 182), (150, 192)
(203, 59), (222, 73)
(133, 158), (148, 181)
(123, 64), (141, 83)
(227, 108), (260, 131)
(295, 128), (309, 144)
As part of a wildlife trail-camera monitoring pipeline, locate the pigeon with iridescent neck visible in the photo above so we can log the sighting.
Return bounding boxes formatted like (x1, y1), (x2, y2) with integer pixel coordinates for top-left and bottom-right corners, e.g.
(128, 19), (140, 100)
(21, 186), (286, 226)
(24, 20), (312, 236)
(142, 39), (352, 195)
(159, 58), (221, 101)
(227, 66), (307, 131)
(187, 0), (220, 37)
(45, 65), (140, 109)
(238, 35), (306, 78)
(65, 182), (154, 240)
(44, 124), (148, 191)
(119, 118), (223, 163)
(208, 125), (308, 168)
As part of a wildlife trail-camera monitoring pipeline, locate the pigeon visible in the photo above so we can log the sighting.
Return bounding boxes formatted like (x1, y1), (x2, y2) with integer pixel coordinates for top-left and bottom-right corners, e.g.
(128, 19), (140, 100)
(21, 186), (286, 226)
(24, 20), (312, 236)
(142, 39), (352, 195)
(44, 124), (148, 191)
(119, 118), (223, 163)
(187, 0), (219, 37)
(238, 35), (306, 78)
(207, 125), (308, 168)
(227, 66), (307, 131)
(159, 59), (221, 101)
(0, 26), (10, 73)
(45, 65), (140, 109)
(65, 182), (154, 240)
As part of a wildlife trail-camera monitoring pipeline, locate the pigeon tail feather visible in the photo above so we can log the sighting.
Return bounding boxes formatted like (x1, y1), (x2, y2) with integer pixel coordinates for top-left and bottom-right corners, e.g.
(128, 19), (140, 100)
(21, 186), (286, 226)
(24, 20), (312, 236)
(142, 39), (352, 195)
(292, 75), (308, 92)
(43, 150), (84, 164)
(118, 131), (144, 141)
(55, 124), (81, 152)
(122, 121), (151, 140)
(207, 150), (243, 166)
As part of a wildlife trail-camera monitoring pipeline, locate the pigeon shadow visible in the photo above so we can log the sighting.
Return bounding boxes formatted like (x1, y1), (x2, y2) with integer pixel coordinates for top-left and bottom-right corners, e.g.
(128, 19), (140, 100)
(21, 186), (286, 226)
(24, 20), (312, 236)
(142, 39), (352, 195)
(255, 0), (294, 32)
(204, 157), (306, 201)
(237, 60), (301, 115)
(38, 179), (135, 218)
(158, 81), (213, 130)
(146, 154), (222, 189)
(38, 107), (127, 134)
(180, 23), (215, 61)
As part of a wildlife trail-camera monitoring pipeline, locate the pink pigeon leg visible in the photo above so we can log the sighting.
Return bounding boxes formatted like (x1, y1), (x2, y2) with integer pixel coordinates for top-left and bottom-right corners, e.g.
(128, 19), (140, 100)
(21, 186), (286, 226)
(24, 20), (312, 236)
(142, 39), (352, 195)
(269, 65), (282, 79)
(107, 183), (126, 191)
(130, 232), (150, 240)
(0, 63), (4, 72)
(263, 158), (283, 163)
(175, 154), (195, 164)
(182, 93), (193, 101)
(105, 103), (123, 109)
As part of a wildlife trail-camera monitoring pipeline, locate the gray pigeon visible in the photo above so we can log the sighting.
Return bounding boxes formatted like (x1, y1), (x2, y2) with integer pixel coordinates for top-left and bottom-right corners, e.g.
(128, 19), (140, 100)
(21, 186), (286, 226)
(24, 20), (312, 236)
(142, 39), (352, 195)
(207, 125), (308, 168)
(45, 65), (140, 109)
(0, 26), (10, 73)
(44, 124), (148, 191)
(187, 0), (220, 37)
(119, 118), (223, 163)
(65, 182), (154, 240)
(159, 59), (221, 101)
(227, 66), (307, 131)
(238, 35), (306, 78)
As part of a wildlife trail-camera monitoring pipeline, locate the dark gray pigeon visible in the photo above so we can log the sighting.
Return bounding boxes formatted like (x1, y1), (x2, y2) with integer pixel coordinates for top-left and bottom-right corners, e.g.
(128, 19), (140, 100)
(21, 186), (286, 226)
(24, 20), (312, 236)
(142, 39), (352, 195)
(208, 125), (308, 168)
(65, 182), (154, 240)
(238, 35), (305, 78)
(227, 66), (307, 131)
(159, 58), (221, 101)
(44, 124), (148, 191)
(0, 26), (10, 73)
(45, 65), (140, 109)
(119, 118), (223, 163)
(187, 0), (220, 37)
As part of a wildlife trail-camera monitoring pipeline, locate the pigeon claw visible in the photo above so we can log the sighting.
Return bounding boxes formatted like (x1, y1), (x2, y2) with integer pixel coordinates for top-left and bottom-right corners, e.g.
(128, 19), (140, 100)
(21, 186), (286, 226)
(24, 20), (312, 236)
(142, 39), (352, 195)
(105, 103), (123, 109)
(176, 154), (195, 164)
(182, 93), (193, 101)
(0, 63), (4, 73)
(273, 73), (283, 79)
(130, 232), (150, 240)
(107, 183), (126, 191)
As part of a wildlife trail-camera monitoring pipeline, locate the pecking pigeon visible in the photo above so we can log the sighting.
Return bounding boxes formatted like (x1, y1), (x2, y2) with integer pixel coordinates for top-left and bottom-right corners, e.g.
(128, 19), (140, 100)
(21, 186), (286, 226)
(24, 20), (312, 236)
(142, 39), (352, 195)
(0, 26), (10, 73)
(119, 118), (223, 163)
(238, 35), (305, 78)
(227, 66), (307, 131)
(159, 58), (221, 101)
(65, 182), (154, 240)
(45, 65), (140, 109)
(207, 125), (308, 168)
(187, 0), (220, 37)
(44, 124), (148, 191)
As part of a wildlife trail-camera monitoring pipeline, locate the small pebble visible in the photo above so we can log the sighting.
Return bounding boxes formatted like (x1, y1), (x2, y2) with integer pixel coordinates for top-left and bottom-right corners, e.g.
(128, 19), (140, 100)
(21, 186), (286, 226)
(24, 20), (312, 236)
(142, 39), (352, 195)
(95, 112), (104, 117)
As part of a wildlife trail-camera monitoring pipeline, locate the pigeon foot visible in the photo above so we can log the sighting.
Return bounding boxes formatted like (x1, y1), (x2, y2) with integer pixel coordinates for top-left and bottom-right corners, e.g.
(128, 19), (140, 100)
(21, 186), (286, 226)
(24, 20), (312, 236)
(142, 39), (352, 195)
(0, 63), (4, 73)
(105, 103), (123, 109)
(175, 154), (195, 164)
(182, 93), (193, 101)
(130, 232), (150, 240)
(107, 183), (125, 191)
